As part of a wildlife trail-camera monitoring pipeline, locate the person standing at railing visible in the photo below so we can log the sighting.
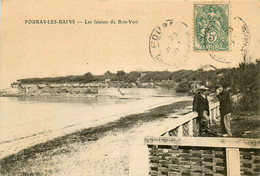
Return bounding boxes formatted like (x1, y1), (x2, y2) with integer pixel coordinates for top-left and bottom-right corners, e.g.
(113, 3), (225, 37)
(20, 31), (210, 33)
(192, 90), (200, 112)
(216, 85), (233, 137)
(194, 86), (211, 136)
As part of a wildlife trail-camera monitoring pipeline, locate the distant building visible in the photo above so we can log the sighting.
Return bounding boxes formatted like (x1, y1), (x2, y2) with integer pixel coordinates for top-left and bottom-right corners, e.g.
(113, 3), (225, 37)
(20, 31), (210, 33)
(105, 79), (111, 83)
(37, 84), (47, 88)
(72, 83), (80, 88)
(198, 65), (217, 71)
(217, 73), (224, 77)
(11, 82), (18, 88)
(0, 89), (8, 95)
(49, 83), (60, 88)
(190, 81), (202, 93)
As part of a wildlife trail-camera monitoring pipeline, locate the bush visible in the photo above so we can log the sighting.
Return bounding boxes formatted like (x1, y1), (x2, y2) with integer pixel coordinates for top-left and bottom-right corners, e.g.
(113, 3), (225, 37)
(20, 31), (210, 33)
(234, 60), (260, 111)
(125, 71), (141, 83)
(176, 81), (190, 92)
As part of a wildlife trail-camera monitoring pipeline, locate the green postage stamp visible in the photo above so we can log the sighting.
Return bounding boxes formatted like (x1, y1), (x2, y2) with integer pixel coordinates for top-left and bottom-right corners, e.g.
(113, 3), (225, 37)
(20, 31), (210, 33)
(194, 3), (229, 51)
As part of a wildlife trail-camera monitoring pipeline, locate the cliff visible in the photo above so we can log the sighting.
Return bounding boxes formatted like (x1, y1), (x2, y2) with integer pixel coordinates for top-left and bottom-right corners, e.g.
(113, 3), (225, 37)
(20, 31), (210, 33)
(12, 83), (99, 96)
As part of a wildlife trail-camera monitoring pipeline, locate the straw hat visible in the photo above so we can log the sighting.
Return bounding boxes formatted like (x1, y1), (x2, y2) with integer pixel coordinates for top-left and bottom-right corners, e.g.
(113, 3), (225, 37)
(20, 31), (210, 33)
(198, 86), (209, 90)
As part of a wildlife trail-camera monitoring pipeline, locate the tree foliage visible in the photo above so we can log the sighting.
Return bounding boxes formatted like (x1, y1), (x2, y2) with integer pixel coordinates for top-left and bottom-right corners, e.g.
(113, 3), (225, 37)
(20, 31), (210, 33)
(125, 71), (141, 83)
(18, 72), (96, 84)
(114, 70), (127, 81)
(234, 60), (259, 111)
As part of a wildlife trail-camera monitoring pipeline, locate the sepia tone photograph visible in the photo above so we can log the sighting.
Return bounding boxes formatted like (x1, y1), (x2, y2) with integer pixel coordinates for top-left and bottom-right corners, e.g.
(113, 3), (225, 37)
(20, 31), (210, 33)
(0, 0), (259, 175)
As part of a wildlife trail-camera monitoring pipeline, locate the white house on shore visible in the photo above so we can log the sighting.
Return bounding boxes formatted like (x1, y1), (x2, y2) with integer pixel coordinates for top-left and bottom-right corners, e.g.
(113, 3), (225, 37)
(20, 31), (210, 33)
(198, 65), (217, 71)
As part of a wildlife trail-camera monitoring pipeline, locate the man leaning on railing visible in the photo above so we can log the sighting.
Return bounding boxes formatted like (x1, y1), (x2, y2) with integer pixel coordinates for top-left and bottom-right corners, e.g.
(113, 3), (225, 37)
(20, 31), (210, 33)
(216, 84), (233, 137)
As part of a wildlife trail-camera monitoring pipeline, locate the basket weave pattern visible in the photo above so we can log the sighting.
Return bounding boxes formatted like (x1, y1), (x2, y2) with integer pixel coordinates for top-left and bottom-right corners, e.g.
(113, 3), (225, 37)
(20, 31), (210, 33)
(182, 122), (190, 137)
(193, 118), (200, 137)
(240, 148), (260, 176)
(148, 145), (227, 176)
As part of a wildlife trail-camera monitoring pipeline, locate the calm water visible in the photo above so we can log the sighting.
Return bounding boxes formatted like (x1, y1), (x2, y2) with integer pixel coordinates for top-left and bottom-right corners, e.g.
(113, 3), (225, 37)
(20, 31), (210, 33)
(0, 88), (190, 158)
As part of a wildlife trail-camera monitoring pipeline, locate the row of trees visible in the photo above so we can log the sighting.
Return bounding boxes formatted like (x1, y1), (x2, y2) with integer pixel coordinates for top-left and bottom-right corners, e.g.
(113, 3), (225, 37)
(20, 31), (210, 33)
(19, 70), (184, 84)
(17, 60), (259, 111)
(94, 71), (141, 83)
(18, 72), (95, 84)
(175, 69), (228, 92)
(20, 69), (221, 85)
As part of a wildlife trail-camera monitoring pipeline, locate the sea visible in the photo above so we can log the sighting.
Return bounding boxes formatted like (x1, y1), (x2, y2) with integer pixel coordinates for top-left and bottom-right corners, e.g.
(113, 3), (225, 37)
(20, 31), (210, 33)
(0, 87), (191, 159)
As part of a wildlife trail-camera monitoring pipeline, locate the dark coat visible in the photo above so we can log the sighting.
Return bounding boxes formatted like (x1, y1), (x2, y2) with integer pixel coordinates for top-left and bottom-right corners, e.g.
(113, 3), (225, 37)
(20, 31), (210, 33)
(196, 93), (210, 117)
(217, 90), (233, 116)
(193, 92), (200, 112)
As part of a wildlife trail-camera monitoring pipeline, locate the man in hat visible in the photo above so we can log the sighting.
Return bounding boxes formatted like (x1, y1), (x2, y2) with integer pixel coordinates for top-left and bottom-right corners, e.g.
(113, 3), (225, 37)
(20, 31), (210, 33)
(192, 90), (200, 112)
(216, 85), (233, 137)
(195, 86), (211, 136)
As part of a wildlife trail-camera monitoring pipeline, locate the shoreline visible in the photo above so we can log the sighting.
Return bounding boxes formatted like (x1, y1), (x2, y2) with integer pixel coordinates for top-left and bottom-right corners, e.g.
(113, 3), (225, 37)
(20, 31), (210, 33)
(0, 96), (191, 160)
(0, 100), (192, 175)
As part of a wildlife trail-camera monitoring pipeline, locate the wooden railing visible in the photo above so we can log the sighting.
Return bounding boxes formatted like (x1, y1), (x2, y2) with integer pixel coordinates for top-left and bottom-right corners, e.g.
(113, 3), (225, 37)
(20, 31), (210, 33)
(129, 101), (260, 176)
(145, 136), (260, 176)
(150, 102), (220, 137)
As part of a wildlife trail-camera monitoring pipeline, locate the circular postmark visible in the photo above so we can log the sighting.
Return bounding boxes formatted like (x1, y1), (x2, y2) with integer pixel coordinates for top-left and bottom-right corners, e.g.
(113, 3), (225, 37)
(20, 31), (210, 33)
(149, 19), (191, 69)
(204, 16), (250, 64)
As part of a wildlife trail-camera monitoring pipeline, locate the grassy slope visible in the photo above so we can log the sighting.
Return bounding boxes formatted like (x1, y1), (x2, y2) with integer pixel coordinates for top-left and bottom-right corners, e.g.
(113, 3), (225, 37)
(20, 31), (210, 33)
(231, 111), (260, 138)
(211, 111), (260, 138)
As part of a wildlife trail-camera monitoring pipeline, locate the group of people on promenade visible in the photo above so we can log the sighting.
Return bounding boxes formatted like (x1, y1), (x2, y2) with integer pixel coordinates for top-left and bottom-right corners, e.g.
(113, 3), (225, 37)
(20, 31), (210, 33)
(193, 84), (233, 137)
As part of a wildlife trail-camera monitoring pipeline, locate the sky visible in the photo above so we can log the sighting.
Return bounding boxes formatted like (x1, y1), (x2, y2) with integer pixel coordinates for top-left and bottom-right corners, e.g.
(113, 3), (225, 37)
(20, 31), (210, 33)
(0, 0), (259, 89)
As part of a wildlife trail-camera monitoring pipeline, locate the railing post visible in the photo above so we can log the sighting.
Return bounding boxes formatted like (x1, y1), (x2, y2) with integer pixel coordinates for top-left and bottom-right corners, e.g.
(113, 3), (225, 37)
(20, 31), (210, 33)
(189, 120), (193, 137)
(214, 107), (217, 119)
(226, 148), (240, 176)
(212, 108), (215, 122)
(212, 108), (217, 125)
(209, 109), (213, 124)
(178, 125), (183, 137)
(216, 105), (220, 118)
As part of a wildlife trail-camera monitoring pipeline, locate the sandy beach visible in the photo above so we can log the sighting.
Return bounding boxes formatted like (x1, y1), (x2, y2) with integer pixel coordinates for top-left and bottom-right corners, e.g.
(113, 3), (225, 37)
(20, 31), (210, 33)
(0, 100), (192, 176)
(0, 94), (190, 159)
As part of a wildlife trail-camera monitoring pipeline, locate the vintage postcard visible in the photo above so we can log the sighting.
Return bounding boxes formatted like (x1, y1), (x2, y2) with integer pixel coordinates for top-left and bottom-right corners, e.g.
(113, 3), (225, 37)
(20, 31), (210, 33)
(0, 0), (259, 176)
